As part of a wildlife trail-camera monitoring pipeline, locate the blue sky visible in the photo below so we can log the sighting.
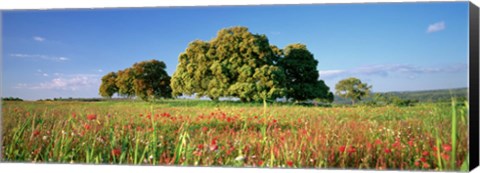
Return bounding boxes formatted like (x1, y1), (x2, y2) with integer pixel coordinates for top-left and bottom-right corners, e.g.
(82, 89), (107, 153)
(2, 2), (470, 100)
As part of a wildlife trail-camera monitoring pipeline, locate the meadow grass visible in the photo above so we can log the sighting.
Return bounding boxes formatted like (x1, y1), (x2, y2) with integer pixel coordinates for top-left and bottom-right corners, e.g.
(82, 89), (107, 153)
(1, 100), (468, 171)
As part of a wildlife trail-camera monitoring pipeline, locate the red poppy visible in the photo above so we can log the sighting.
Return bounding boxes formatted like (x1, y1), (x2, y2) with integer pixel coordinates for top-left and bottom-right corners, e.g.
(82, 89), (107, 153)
(375, 139), (382, 145)
(84, 124), (91, 130)
(441, 153), (450, 160)
(423, 163), (430, 169)
(408, 140), (414, 147)
(420, 157), (427, 162)
(414, 161), (420, 166)
(442, 144), (452, 152)
(339, 146), (346, 153)
(197, 144), (204, 150)
(202, 127), (208, 132)
(111, 148), (121, 157)
(72, 113), (76, 118)
(87, 114), (96, 120)
(422, 151), (429, 156)
(384, 148), (392, 154)
(392, 141), (401, 148)
(272, 119), (277, 123)
(286, 161), (293, 167)
(33, 130), (40, 137)
(347, 146), (356, 154)
(257, 160), (264, 166)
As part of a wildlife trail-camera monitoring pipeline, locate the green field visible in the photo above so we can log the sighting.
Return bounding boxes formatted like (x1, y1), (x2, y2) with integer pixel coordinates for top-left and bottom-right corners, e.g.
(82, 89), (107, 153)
(1, 100), (469, 171)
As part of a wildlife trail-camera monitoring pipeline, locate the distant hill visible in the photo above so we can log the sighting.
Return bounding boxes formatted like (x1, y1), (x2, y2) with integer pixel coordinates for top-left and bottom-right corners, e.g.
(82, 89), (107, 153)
(333, 88), (468, 104)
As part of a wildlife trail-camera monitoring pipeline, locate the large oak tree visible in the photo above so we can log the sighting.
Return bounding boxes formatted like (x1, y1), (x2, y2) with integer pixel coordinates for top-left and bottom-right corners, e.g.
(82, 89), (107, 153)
(171, 26), (286, 102)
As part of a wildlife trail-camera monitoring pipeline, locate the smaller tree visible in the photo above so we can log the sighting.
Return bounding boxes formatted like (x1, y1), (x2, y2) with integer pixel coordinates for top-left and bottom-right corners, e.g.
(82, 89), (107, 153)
(99, 72), (118, 98)
(115, 68), (135, 98)
(131, 59), (172, 101)
(335, 77), (371, 105)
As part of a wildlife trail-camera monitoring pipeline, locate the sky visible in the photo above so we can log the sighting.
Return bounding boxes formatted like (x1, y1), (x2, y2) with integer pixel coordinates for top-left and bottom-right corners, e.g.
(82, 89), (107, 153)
(2, 2), (470, 100)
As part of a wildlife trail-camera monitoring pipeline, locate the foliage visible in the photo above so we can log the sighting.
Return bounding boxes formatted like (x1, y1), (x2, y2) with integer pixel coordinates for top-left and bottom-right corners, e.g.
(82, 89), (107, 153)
(171, 26), (286, 102)
(131, 60), (172, 101)
(100, 59), (172, 101)
(278, 43), (333, 102)
(335, 77), (371, 105)
(116, 68), (136, 98)
(99, 72), (118, 98)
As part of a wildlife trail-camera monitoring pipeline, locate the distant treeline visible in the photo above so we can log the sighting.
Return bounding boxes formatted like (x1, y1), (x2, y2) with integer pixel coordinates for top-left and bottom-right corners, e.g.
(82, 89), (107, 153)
(37, 97), (104, 102)
(334, 88), (468, 105)
(2, 97), (24, 101)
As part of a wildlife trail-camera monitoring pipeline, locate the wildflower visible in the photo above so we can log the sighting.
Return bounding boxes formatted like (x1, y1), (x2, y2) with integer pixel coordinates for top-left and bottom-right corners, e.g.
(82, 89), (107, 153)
(84, 124), (91, 130)
(441, 153), (450, 160)
(422, 151), (429, 156)
(202, 127), (208, 132)
(33, 130), (40, 137)
(111, 148), (121, 157)
(347, 146), (356, 154)
(408, 140), (414, 147)
(87, 114), (96, 120)
(414, 161), (420, 166)
(257, 160), (264, 166)
(442, 144), (452, 152)
(197, 144), (204, 150)
(286, 161), (293, 167)
(235, 155), (245, 161)
(384, 148), (392, 154)
(209, 144), (218, 151)
(339, 146), (346, 153)
(423, 163), (430, 169)
(42, 136), (48, 141)
(420, 157), (427, 162)
(375, 139), (382, 145)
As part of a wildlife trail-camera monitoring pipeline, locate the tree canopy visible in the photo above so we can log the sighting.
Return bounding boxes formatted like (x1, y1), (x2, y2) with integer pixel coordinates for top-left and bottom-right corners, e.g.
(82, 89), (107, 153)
(171, 26), (286, 102)
(278, 43), (333, 102)
(99, 59), (172, 101)
(335, 77), (371, 105)
(99, 72), (118, 98)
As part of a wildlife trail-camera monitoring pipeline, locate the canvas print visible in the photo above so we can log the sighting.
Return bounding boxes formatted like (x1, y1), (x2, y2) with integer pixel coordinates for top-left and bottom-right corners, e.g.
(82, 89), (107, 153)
(1, 2), (474, 171)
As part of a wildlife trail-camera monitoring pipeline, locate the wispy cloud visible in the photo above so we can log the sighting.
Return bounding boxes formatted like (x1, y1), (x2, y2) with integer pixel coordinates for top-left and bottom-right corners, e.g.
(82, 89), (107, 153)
(319, 63), (467, 79)
(10, 53), (69, 62)
(33, 36), (45, 42)
(14, 74), (100, 91)
(427, 21), (446, 33)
